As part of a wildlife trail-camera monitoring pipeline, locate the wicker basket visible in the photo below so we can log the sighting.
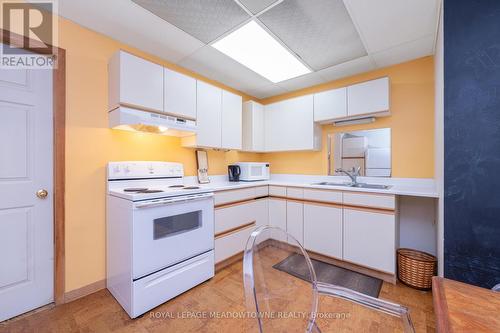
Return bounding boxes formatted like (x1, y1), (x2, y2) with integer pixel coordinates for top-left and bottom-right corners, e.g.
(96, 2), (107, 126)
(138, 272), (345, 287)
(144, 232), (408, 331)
(397, 248), (437, 290)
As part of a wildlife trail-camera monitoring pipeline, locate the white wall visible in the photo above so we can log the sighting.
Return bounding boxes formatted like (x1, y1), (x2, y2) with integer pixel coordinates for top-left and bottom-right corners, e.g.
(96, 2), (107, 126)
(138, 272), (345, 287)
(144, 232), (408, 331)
(434, 2), (444, 276)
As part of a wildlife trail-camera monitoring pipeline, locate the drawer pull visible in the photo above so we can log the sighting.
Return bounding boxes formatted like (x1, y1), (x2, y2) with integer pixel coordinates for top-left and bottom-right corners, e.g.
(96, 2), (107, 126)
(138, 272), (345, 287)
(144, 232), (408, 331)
(215, 221), (256, 239)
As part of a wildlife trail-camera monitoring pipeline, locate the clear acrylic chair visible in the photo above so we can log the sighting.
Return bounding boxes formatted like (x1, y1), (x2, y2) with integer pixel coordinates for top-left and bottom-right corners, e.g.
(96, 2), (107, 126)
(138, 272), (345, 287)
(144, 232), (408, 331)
(243, 226), (415, 333)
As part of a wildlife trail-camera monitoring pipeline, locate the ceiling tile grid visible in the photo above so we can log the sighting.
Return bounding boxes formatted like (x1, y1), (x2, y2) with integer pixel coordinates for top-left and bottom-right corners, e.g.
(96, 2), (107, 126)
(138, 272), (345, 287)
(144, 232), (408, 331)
(132, 0), (250, 44)
(59, 0), (441, 100)
(257, 0), (367, 71)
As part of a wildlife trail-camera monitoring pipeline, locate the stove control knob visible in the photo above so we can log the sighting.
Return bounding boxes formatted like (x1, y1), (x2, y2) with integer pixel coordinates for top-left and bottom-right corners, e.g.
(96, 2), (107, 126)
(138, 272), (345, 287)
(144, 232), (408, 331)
(113, 165), (120, 174)
(124, 165), (130, 173)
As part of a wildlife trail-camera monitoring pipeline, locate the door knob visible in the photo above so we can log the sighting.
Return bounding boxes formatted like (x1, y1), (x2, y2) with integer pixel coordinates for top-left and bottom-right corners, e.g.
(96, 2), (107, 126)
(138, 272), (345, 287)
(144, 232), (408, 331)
(36, 189), (48, 199)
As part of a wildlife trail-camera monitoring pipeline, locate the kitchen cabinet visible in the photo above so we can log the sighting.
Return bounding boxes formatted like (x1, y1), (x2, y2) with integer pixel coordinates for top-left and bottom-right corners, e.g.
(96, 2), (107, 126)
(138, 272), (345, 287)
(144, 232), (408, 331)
(269, 198), (287, 242)
(164, 68), (196, 120)
(108, 51), (163, 112)
(242, 101), (265, 152)
(214, 196), (268, 264)
(183, 81), (222, 148)
(303, 203), (343, 259)
(286, 200), (303, 245)
(264, 95), (321, 152)
(313, 87), (347, 122)
(343, 207), (396, 274)
(347, 77), (390, 117)
(221, 90), (242, 150)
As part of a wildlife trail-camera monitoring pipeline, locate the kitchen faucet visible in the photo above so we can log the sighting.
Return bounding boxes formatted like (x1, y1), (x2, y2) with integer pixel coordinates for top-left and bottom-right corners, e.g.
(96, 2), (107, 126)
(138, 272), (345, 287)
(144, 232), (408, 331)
(335, 167), (361, 185)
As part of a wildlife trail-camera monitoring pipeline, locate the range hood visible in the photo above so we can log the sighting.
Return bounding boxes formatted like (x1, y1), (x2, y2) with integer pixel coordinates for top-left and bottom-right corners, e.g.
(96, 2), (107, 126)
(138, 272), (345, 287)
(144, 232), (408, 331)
(109, 107), (197, 137)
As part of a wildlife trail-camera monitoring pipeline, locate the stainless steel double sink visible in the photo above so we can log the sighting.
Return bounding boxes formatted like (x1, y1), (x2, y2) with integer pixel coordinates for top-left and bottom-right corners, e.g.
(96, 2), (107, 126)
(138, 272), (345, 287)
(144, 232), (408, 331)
(312, 182), (392, 190)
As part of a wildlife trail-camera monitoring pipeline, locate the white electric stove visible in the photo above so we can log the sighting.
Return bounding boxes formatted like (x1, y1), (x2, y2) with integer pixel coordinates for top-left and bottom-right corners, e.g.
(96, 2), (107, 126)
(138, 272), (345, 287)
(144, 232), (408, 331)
(106, 161), (215, 318)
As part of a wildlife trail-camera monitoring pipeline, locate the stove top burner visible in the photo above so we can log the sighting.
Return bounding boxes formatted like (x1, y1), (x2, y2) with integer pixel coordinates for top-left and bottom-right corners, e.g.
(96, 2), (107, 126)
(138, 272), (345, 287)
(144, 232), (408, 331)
(168, 185), (185, 188)
(183, 186), (200, 190)
(123, 188), (164, 193)
(141, 189), (164, 193)
(124, 188), (148, 192)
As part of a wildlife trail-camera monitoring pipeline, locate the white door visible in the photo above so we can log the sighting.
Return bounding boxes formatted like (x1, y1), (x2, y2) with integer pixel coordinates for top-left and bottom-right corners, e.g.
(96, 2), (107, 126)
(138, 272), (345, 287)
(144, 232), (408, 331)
(313, 87), (347, 122)
(0, 65), (54, 321)
(303, 203), (343, 259)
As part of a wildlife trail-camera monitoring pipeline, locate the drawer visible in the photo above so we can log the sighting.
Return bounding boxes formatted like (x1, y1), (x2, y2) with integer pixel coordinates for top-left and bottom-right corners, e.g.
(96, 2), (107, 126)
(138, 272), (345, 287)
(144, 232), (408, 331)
(303, 188), (342, 204)
(254, 185), (269, 197)
(132, 251), (214, 318)
(269, 185), (286, 197)
(286, 187), (304, 199)
(215, 224), (255, 263)
(343, 192), (395, 210)
(215, 200), (257, 235)
(214, 187), (258, 206)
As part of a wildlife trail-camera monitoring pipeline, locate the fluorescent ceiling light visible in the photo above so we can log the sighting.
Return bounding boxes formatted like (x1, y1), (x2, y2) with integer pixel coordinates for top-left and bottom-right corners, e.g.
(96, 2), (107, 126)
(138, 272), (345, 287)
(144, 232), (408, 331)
(212, 21), (311, 83)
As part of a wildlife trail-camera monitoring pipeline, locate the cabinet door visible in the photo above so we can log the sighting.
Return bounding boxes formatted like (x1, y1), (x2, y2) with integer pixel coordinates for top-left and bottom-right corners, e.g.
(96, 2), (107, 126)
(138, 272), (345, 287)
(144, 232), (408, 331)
(303, 203), (342, 259)
(221, 90), (242, 150)
(264, 95), (314, 151)
(196, 81), (222, 148)
(343, 208), (395, 273)
(254, 198), (269, 227)
(269, 198), (287, 242)
(286, 200), (303, 245)
(313, 87), (347, 122)
(242, 101), (265, 151)
(164, 68), (196, 119)
(347, 77), (389, 117)
(252, 103), (265, 151)
(110, 51), (163, 112)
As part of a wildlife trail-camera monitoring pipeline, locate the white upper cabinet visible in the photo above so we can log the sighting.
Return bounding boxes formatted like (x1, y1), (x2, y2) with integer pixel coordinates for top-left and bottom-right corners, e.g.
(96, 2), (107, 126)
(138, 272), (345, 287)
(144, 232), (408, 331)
(264, 95), (321, 152)
(347, 77), (390, 117)
(313, 87), (347, 122)
(242, 101), (265, 152)
(108, 51), (163, 112)
(184, 81), (222, 148)
(164, 68), (196, 120)
(221, 90), (242, 150)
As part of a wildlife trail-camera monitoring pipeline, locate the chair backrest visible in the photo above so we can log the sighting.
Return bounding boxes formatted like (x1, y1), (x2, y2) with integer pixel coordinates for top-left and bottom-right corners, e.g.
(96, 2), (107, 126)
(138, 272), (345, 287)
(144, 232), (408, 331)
(243, 225), (415, 333)
(243, 225), (319, 333)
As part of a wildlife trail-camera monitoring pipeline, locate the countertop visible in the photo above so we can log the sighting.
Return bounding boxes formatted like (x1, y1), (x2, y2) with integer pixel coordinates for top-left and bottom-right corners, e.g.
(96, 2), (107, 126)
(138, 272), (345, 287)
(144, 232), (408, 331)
(432, 277), (500, 332)
(186, 174), (439, 198)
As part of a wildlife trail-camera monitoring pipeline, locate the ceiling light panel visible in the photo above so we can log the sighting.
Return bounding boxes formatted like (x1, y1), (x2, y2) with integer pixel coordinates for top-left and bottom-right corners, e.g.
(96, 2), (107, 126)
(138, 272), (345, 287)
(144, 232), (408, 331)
(212, 20), (311, 83)
(258, 0), (367, 71)
(238, 0), (279, 14)
(132, 0), (250, 44)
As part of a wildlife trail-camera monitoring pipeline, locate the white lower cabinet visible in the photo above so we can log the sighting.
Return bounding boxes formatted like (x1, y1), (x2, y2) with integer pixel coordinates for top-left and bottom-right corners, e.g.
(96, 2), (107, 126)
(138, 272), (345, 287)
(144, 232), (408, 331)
(303, 203), (342, 259)
(286, 200), (303, 245)
(214, 198), (269, 264)
(268, 198), (287, 242)
(343, 208), (396, 274)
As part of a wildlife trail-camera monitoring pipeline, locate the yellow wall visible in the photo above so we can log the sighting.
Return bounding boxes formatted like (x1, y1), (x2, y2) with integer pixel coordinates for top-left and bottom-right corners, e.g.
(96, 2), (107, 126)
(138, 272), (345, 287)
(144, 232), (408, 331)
(57, 17), (261, 292)
(260, 57), (435, 178)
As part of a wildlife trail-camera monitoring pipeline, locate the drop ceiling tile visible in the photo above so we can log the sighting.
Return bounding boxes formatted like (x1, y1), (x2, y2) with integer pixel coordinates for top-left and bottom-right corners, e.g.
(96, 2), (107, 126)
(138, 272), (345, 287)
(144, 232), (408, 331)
(258, 0), (367, 71)
(344, 0), (439, 53)
(59, 0), (204, 63)
(132, 0), (250, 44)
(246, 84), (288, 99)
(179, 46), (272, 93)
(276, 72), (326, 92)
(239, 0), (279, 14)
(371, 35), (434, 68)
(317, 56), (375, 82)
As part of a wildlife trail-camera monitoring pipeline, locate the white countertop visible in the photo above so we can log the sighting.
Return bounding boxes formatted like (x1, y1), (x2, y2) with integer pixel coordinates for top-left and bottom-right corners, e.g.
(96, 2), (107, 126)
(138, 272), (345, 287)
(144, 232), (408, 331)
(186, 174), (439, 198)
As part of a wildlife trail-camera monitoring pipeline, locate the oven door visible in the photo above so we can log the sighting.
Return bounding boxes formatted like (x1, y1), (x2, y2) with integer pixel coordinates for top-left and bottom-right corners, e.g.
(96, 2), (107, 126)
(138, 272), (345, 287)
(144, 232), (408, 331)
(132, 194), (214, 279)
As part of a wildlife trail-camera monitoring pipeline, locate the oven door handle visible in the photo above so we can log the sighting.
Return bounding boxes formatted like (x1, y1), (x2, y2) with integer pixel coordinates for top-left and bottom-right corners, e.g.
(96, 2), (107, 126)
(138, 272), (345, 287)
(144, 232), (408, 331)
(134, 193), (213, 209)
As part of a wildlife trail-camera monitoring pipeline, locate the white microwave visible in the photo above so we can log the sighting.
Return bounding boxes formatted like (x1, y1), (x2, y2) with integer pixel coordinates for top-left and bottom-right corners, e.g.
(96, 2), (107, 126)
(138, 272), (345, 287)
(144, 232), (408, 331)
(235, 162), (270, 181)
